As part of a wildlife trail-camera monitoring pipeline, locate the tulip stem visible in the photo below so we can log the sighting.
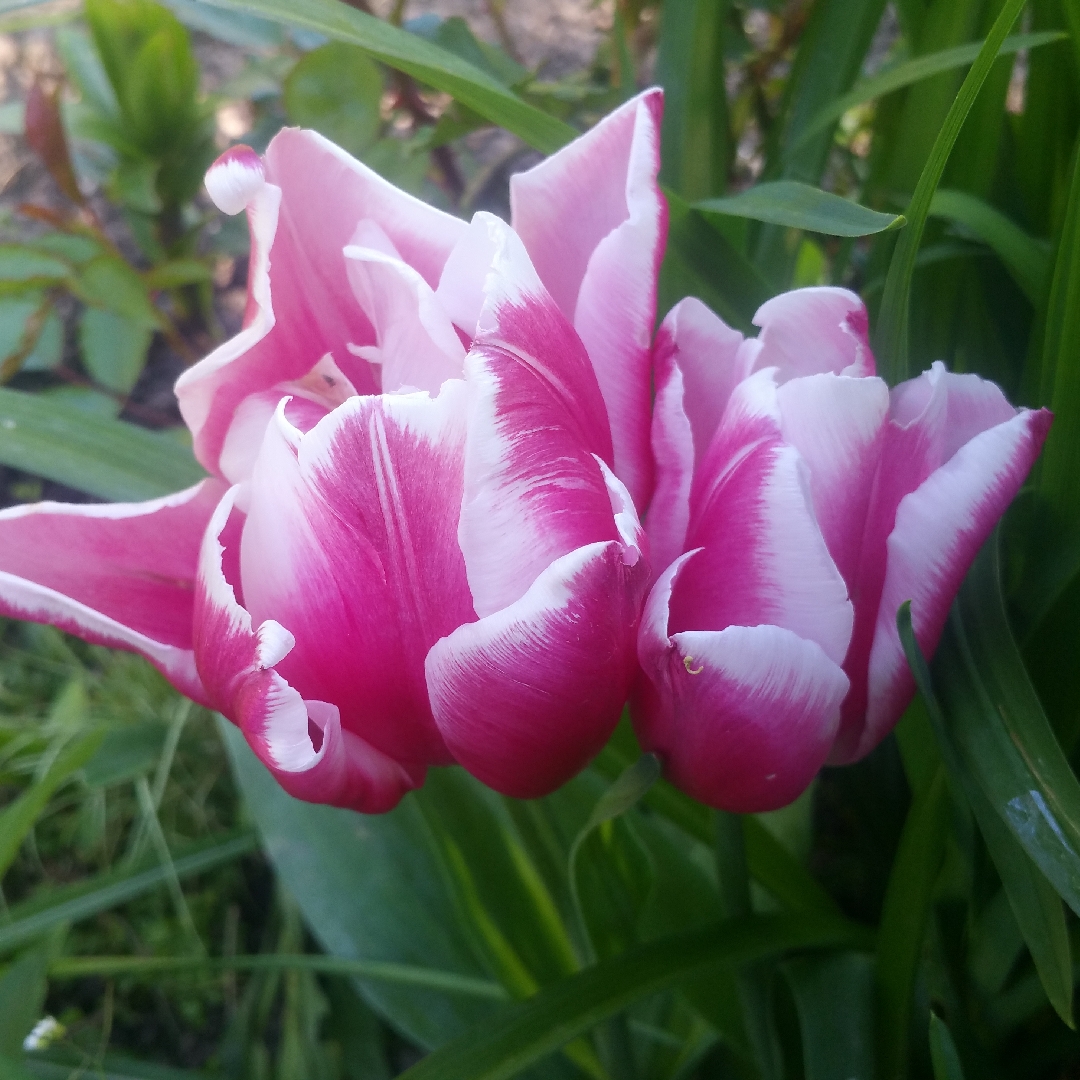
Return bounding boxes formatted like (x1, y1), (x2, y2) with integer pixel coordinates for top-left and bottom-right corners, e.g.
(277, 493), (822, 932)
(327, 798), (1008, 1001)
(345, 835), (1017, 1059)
(714, 811), (784, 1080)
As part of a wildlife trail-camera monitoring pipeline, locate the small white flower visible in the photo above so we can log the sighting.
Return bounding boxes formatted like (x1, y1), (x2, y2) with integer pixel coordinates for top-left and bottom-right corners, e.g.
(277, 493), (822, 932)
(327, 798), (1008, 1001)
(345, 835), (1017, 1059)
(23, 1015), (65, 1052)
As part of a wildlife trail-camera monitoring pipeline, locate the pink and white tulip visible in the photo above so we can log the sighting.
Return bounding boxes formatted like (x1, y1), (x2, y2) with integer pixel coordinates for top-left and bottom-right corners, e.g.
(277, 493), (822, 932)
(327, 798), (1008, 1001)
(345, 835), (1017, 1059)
(637, 288), (1051, 812)
(0, 92), (664, 812)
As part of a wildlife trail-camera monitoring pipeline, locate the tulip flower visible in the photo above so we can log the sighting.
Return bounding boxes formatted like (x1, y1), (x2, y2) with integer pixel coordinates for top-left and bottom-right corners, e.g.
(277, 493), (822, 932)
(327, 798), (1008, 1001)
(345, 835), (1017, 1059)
(0, 92), (664, 812)
(638, 288), (1051, 812)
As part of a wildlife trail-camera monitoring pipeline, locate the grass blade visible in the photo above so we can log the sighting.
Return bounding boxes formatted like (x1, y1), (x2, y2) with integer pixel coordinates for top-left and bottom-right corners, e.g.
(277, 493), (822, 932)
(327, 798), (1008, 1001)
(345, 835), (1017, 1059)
(874, 0), (1031, 381)
(789, 31), (1066, 158)
(0, 832), (257, 955)
(397, 913), (871, 1080)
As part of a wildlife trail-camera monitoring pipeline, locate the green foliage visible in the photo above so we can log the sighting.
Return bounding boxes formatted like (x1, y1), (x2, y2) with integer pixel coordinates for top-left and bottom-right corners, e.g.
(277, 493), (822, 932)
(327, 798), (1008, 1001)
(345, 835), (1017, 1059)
(2, 0), (1080, 1076)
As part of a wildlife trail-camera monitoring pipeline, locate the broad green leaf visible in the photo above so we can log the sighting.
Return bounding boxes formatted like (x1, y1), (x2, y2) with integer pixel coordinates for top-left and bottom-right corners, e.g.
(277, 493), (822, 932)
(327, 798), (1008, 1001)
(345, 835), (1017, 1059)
(0, 730), (103, 879)
(195, 0), (575, 153)
(696, 181), (905, 236)
(655, 0), (729, 200)
(284, 42), (384, 157)
(78, 307), (152, 395)
(397, 913), (869, 1080)
(0, 297), (62, 376)
(0, 945), (51, 1056)
(874, 767), (949, 1080)
(928, 188), (1050, 305)
(29, 233), (103, 265)
(783, 953), (874, 1080)
(965, 768), (1072, 1025)
(25, 1046), (211, 1079)
(790, 31), (1067, 157)
(414, 769), (580, 995)
(0, 246), (70, 285)
(928, 1013), (965, 1080)
(55, 25), (119, 118)
(569, 758), (659, 963)
(0, 831), (257, 955)
(74, 255), (161, 329)
(875, 0), (1029, 382)
(898, 590), (1075, 1026)
(918, 543), (1080, 918)
(220, 719), (496, 1049)
(159, 0), (284, 50)
(0, 387), (205, 500)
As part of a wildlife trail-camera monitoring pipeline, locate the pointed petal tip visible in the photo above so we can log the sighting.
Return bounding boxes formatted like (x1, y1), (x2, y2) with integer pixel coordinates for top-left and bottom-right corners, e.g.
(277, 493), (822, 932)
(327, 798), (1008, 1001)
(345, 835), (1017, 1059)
(206, 145), (265, 215)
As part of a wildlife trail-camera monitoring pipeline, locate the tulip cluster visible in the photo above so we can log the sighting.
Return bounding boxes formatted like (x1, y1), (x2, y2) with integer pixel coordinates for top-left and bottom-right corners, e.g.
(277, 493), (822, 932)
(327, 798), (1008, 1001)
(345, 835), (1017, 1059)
(0, 89), (1049, 814)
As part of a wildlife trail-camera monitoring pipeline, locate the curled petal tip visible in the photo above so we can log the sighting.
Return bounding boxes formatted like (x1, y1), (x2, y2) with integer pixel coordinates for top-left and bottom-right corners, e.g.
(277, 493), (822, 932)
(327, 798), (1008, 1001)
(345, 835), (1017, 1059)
(205, 145), (265, 215)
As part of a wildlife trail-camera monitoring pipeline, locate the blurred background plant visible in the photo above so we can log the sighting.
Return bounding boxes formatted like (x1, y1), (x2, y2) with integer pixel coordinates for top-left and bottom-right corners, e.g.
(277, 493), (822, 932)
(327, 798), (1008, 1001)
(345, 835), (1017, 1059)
(0, 0), (1078, 1077)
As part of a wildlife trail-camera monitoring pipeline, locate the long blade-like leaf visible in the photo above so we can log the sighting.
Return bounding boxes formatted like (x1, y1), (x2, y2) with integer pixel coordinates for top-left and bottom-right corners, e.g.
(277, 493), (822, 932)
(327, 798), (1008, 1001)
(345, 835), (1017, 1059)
(193, 0), (574, 153)
(696, 181), (904, 236)
(874, 0), (1030, 381)
(0, 832), (257, 955)
(398, 914), (872, 1080)
(789, 31), (1066, 157)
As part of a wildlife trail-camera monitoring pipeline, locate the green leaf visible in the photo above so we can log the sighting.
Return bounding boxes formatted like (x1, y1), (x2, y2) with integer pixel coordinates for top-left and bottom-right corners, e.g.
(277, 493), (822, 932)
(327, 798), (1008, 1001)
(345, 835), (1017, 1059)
(48, 953), (506, 998)
(79, 307), (152, 395)
(790, 30), (1067, 158)
(0, 946), (51, 1056)
(74, 255), (160, 329)
(661, 191), (770, 332)
(874, 0), (1028, 382)
(0, 297), (62, 375)
(55, 24), (119, 118)
(397, 913), (869, 1080)
(655, 0), (729, 200)
(0, 831), (257, 956)
(409, 15), (528, 89)
(0, 246), (71, 285)
(284, 42), (385, 158)
(196, 0), (575, 153)
(0, 731), (103, 880)
(928, 1013), (965, 1080)
(783, 953), (875, 1080)
(696, 181), (905, 236)
(143, 259), (213, 290)
(0, 388), (205, 500)
(569, 757), (659, 963)
(81, 723), (169, 788)
(919, 543), (1080, 919)
(928, 188), (1050, 305)
(897, 585), (1076, 1027)
(220, 719), (496, 1050)
(874, 767), (949, 1080)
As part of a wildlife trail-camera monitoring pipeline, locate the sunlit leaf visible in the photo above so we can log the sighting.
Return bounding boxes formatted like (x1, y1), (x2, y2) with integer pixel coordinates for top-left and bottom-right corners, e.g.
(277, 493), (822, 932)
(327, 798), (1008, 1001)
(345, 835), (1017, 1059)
(696, 181), (905, 236)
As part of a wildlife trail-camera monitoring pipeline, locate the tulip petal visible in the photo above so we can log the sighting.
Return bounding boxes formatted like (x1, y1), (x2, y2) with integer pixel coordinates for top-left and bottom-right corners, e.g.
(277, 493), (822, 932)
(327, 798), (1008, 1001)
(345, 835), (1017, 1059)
(343, 242), (466, 394)
(195, 488), (420, 812)
(776, 373), (890, 587)
(459, 345), (620, 619)
(0, 480), (226, 702)
(752, 287), (875, 381)
(648, 298), (752, 572)
(675, 369), (853, 666)
(180, 131), (467, 476)
(511, 90), (665, 508)
(634, 553), (848, 813)
(838, 406), (1051, 762)
(833, 363), (1044, 760)
(239, 385), (474, 768)
(426, 539), (647, 798)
